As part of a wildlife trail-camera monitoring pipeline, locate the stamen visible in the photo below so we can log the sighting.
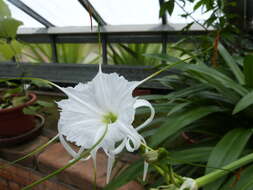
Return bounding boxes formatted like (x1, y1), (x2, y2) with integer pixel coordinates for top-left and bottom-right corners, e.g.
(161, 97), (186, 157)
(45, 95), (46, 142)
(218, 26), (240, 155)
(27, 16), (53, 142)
(102, 112), (117, 124)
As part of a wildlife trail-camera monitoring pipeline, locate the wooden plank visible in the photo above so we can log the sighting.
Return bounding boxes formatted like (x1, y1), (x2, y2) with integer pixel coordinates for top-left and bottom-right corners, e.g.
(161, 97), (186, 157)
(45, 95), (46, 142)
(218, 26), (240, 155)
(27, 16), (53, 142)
(0, 62), (175, 89)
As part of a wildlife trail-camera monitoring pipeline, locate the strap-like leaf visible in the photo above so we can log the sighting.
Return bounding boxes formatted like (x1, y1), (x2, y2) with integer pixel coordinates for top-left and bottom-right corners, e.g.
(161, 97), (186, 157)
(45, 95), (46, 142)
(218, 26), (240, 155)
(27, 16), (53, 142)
(243, 54), (253, 88)
(221, 164), (253, 190)
(204, 128), (252, 190)
(218, 43), (244, 85)
(104, 160), (143, 190)
(233, 91), (253, 114)
(150, 106), (222, 147)
(186, 63), (248, 96)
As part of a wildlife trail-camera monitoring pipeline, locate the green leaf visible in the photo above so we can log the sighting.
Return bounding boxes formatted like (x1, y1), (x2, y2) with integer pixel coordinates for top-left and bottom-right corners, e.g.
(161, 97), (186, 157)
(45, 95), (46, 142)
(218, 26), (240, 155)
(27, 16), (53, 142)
(23, 106), (39, 115)
(170, 147), (212, 164)
(0, 42), (15, 59)
(167, 102), (191, 116)
(31, 79), (52, 88)
(233, 91), (253, 114)
(144, 53), (182, 63)
(193, 0), (204, 11)
(36, 100), (54, 107)
(204, 128), (252, 190)
(186, 63), (248, 96)
(0, 40), (23, 60)
(182, 22), (194, 31)
(243, 54), (253, 88)
(150, 106), (223, 147)
(3, 87), (23, 98)
(159, 0), (175, 17)
(0, 0), (11, 18)
(104, 160), (143, 190)
(221, 165), (253, 190)
(0, 18), (23, 39)
(165, 84), (207, 100)
(218, 43), (244, 85)
(12, 96), (27, 107)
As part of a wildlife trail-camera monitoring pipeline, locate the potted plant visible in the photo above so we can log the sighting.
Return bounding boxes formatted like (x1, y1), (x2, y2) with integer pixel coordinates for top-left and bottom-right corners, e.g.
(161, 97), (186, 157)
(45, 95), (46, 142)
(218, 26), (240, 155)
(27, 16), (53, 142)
(0, 0), (52, 143)
(0, 83), (38, 137)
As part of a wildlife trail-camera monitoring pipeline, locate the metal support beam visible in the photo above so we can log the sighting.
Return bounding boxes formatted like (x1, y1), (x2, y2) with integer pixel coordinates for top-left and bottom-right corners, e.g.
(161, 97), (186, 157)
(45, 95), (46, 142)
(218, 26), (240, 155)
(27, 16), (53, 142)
(77, 0), (106, 26)
(161, 34), (167, 54)
(6, 0), (54, 28)
(16, 24), (210, 44)
(102, 34), (108, 64)
(159, 0), (168, 25)
(159, 0), (168, 64)
(0, 62), (176, 89)
(50, 36), (58, 63)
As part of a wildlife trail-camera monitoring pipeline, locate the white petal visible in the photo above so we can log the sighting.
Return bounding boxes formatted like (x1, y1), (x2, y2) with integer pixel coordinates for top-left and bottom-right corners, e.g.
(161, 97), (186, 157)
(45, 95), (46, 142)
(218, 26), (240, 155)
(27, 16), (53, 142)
(143, 161), (148, 181)
(111, 138), (127, 154)
(106, 154), (115, 184)
(57, 85), (103, 115)
(134, 99), (155, 131)
(179, 178), (198, 190)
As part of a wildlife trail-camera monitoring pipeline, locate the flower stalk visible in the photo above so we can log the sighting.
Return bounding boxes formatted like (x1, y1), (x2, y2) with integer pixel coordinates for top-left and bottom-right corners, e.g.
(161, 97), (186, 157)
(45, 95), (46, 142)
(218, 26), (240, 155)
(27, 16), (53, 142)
(196, 152), (253, 187)
(22, 124), (109, 190)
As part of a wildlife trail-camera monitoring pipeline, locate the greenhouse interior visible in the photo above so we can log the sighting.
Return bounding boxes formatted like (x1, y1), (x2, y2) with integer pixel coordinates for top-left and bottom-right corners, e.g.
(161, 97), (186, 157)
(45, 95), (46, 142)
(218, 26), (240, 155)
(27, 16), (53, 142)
(0, 0), (253, 189)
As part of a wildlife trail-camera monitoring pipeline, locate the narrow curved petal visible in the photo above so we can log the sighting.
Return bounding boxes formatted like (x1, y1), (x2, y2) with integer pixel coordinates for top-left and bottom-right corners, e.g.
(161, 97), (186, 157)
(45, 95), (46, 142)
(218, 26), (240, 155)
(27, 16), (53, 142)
(106, 154), (115, 184)
(134, 99), (155, 131)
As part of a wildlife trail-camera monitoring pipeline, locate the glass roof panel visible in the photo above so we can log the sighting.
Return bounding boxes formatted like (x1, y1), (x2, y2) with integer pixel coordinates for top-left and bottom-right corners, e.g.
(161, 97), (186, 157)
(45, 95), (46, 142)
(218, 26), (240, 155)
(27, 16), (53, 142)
(4, 0), (44, 28)
(90, 0), (161, 25)
(19, 0), (97, 26)
(167, 1), (212, 24)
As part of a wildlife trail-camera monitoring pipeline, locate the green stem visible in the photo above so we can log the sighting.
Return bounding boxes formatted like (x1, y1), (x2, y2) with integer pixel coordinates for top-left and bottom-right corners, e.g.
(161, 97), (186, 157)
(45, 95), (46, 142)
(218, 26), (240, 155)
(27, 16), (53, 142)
(168, 165), (176, 185)
(22, 124), (109, 190)
(196, 152), (253, 187)
(22, 154), (83, 190)
(0, 135), (59, 170)
(93, 164), (97, 190)
(139, 47), (212, 86)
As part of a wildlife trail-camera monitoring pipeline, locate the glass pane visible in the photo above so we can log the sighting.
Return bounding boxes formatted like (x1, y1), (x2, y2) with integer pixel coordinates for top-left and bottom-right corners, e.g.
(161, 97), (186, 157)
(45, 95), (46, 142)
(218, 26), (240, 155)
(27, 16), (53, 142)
(90, 0), (161, 25)
(20, 0), (97, 26)
(20, 43), (99, 64)
(21, 43), (52, 63)
(108, 43), (162, 66)
(56, 43), (99, 64)
(168, 1), (212, 24)
(4, 0), (44, 28)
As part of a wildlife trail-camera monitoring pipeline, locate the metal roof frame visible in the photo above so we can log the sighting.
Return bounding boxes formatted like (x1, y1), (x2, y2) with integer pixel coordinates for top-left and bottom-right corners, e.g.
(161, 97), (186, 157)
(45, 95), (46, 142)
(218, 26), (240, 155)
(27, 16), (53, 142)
(6, 0), (54, 27)
(77, 0), (106, 26)
(5, 0), (249, 66)
(16, 24), (209, 44)
(0, 62), (176, 89)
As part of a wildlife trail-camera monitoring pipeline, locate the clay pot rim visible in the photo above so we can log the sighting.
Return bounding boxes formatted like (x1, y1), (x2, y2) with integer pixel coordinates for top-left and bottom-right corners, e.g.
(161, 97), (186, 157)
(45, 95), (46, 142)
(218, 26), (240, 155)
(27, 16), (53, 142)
(0, 93), (37, 113)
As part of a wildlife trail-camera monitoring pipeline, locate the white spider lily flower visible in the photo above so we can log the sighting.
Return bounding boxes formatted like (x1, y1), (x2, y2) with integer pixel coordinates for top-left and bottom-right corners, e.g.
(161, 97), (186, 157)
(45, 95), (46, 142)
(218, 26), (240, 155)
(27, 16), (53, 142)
(179, 177), (198, 190)
(56, 65), (155, 183)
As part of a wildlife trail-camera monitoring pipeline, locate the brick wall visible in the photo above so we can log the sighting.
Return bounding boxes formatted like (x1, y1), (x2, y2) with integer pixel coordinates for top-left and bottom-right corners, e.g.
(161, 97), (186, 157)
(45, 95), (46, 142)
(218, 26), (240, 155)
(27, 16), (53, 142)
(0, 134), (143, 190)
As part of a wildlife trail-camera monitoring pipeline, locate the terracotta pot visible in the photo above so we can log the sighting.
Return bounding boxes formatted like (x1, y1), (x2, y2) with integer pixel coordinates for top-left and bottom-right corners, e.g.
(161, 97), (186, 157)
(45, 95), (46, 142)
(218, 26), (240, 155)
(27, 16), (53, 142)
(133, 89), (151, 97)
(0, 93), (37, 137)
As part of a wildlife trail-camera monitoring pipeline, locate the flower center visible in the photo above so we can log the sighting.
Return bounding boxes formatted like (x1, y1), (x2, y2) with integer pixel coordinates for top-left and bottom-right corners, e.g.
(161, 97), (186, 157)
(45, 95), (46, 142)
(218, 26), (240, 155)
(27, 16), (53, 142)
(102, 112), (118, 124)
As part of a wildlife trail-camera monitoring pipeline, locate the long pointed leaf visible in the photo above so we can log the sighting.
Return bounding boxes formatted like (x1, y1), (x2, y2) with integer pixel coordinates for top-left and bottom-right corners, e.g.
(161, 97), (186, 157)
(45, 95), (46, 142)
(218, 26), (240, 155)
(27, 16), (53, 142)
(243, 55), (253, 88)
(218, 43), (244, 85)
(150, 106), (223, 147)
(204, 128), (252, 190)
(233, 91), (253, 114)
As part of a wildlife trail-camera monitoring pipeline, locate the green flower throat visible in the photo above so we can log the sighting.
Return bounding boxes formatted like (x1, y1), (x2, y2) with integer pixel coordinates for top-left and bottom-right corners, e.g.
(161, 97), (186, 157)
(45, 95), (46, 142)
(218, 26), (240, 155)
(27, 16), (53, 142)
(102, 112), (118, 124)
